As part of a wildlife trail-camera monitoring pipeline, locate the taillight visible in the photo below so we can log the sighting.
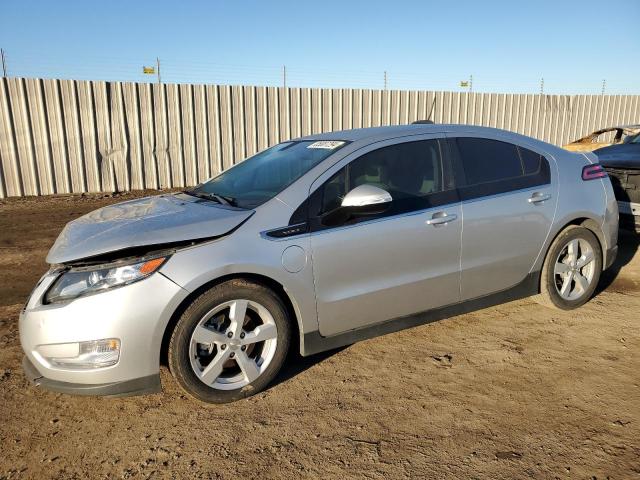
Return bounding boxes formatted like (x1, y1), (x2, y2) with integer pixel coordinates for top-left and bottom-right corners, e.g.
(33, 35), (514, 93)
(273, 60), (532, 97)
(582, 164), (607, 181)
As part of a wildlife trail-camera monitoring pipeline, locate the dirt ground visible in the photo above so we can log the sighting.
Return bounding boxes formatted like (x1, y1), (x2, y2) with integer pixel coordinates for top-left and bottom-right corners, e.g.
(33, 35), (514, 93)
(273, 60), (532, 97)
(0, 192), (639, 480)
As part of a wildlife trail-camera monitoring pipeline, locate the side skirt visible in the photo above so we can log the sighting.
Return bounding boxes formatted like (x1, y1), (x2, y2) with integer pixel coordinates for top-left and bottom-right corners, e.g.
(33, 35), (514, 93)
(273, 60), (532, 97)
(302, 271), (540, 356)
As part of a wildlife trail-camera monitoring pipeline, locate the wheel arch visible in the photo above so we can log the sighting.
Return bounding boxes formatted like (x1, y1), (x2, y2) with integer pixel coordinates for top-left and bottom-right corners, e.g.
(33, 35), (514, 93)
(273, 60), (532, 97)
(562, 217), (606, 260)
(574, 218), (606, 256)
(160, 273), (304, 366)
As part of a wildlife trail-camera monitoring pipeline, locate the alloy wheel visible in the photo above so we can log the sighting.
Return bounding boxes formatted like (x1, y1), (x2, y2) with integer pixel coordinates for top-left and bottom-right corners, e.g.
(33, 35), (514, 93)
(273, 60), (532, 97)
(188, 299), (278, 390)
(553, 238), (596, 301)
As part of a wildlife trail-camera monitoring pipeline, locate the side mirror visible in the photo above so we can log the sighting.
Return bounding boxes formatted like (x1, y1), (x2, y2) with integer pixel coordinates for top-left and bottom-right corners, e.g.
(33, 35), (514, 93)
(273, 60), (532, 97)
(340, 184), (392, 215)
(321, 184), (392, 227)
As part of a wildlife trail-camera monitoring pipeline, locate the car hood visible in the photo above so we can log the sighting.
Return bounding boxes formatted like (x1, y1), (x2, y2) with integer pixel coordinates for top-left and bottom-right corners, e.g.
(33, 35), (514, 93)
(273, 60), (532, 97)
(594, 144), (640, 169)
(47, 193), (254, 264)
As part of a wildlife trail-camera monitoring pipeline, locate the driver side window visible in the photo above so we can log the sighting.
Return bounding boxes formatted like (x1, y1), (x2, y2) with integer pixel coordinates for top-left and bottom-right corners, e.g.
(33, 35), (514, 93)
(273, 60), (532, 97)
(316, 139), (445, 217)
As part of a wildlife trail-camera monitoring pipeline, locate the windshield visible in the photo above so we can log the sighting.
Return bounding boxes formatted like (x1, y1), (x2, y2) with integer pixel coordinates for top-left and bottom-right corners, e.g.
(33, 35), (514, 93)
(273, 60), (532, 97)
(188, 140), (346, 209)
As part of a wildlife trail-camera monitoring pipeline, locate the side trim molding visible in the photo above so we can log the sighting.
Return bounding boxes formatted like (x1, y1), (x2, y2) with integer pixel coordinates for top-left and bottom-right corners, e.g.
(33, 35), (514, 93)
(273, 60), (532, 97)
(302, 272), (540, 356)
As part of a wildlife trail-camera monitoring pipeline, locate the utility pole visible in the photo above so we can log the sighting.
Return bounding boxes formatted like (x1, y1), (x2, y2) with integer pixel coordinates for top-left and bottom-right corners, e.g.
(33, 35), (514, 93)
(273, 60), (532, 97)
(156, 57), (161, 85)
(469, 75), (473, 93)
(1, 49), (6, 77)
(540, 77), (544, 95)
(601, 79), (606, 95)
(282, 65), (286, 89)
(384, 71), (387, 90)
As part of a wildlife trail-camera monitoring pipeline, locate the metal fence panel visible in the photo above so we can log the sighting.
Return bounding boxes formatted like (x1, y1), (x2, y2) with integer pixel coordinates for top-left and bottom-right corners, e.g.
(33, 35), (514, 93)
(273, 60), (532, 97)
(0, 77), (639, 198)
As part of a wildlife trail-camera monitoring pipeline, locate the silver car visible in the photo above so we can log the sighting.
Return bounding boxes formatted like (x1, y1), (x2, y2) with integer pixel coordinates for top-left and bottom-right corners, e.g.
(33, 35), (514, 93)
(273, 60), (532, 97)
(20, 124), (619, 403)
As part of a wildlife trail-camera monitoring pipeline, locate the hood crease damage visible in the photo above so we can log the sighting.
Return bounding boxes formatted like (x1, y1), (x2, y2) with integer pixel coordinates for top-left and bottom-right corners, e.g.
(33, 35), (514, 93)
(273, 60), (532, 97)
(47, 193), (254, 264)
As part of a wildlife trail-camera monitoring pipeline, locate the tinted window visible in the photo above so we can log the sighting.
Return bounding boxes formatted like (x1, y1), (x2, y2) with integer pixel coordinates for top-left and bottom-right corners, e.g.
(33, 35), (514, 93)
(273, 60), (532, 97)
(519, 146), (543, 175)
(320, 168), (347, 214)
(318, 140), (444, 215)
(452, 137), (551, 200)
(456, 138), (522, 185)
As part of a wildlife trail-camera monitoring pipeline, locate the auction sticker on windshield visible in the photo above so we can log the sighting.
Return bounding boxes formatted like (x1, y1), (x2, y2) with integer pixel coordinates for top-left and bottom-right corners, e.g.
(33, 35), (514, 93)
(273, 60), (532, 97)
(307, 141), (345, 149)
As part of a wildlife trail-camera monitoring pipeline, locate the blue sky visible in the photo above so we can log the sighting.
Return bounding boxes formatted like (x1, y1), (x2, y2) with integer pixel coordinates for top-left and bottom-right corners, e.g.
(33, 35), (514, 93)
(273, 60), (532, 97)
(1, 0), (639, 94)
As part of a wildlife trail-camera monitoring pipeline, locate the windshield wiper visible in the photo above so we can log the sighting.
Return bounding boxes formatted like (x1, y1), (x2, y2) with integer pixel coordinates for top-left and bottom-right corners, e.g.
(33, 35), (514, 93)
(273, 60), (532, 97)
(184, 190), (238, 207)
(213, 193), (237, 207)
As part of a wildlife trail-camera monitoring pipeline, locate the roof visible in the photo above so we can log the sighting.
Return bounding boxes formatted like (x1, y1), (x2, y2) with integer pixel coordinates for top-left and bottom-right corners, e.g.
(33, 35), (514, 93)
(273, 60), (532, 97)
(296, 123), (562, 153)
(298, 123), (518, 141)
(298, 124), (440, 142)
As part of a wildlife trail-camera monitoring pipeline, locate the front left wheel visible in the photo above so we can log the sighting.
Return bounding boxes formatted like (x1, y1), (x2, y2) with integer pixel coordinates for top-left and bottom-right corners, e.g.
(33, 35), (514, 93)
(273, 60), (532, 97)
(168, 279), (291, 403)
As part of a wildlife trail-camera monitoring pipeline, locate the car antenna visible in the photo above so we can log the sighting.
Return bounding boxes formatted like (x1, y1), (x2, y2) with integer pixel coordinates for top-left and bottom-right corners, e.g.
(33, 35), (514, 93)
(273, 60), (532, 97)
(411, 97), (437, 124)
(426, 96), (436, 123)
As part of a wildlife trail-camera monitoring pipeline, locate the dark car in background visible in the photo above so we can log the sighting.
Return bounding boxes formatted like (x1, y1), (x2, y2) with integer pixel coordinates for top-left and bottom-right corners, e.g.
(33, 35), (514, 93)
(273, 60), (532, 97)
(594, 131), (640, 232)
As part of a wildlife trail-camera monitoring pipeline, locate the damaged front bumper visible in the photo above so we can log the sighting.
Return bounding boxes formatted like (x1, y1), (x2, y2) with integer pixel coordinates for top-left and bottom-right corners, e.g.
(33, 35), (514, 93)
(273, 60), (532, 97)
(19, 267), (189, 398)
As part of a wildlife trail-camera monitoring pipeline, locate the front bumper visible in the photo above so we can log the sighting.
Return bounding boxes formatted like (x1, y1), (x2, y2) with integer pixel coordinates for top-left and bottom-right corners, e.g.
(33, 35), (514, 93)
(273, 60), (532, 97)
(20, 270), (189, 394)
(22, 356), (160, 397)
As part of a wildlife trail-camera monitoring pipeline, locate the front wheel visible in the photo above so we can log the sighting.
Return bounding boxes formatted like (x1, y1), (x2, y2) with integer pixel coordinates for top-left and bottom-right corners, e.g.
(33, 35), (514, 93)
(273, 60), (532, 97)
(536, 225), (602, 310)
(168, 279), (291, 403)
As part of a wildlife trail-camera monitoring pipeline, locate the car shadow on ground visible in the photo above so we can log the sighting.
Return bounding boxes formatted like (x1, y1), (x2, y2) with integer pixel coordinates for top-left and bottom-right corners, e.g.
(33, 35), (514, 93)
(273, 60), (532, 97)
(269, 346), (349, 390)
(596, 227), (639, 294)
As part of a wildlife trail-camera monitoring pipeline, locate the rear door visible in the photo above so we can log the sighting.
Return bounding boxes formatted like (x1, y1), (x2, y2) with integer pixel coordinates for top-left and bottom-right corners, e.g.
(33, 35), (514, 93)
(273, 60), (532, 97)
(308, 136), (462, 337)
(448, 135), (558, 300)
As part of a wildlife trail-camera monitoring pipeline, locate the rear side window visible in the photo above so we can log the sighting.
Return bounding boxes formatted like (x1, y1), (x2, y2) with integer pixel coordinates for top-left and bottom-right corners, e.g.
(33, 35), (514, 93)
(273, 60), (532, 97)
(457, 138), (522, 184)
(452, 137), (550, 199)
(519, 146), (544, 175)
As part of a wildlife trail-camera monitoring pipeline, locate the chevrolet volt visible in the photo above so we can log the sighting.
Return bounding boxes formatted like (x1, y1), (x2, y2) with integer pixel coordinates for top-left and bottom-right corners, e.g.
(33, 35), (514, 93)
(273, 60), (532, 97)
(20, 124), (618, 403)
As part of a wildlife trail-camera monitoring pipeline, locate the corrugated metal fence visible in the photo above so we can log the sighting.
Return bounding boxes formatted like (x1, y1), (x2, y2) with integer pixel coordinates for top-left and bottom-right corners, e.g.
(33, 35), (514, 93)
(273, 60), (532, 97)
(1, 77), (639, 198)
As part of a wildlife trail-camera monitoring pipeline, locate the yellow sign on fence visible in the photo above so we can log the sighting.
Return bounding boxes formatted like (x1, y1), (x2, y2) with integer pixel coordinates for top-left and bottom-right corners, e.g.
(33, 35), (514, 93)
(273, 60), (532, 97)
(142, 66), (155, 74)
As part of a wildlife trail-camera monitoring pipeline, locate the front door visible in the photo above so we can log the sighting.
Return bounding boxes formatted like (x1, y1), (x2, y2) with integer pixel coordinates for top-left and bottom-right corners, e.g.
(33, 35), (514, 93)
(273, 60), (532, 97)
(308, 137), (462, 337)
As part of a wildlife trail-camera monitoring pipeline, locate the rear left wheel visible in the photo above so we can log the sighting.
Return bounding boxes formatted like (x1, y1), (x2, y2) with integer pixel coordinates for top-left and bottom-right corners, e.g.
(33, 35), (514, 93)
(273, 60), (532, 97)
(536, 225), (602, 310)
(168, 279), (291, 403)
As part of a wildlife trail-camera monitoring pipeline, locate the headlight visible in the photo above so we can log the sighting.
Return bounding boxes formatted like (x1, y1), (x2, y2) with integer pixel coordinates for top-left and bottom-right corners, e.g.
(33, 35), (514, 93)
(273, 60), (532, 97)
(45, 256), (168, 304)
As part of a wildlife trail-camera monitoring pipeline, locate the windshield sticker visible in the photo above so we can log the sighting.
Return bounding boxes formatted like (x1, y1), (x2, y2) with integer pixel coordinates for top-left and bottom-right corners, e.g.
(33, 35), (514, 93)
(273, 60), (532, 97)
(307, 140), (345, 150)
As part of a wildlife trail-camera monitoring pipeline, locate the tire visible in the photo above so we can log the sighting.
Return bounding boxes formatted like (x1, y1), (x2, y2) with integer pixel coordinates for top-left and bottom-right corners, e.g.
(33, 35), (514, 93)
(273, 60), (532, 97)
(536, 225), (602, 310)
(168, 279), (291, 403)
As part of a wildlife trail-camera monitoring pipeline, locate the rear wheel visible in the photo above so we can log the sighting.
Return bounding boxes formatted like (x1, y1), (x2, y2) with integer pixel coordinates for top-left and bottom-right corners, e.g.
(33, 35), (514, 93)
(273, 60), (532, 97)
(536, 226), (602, 310)
(168, 279), (291, 403)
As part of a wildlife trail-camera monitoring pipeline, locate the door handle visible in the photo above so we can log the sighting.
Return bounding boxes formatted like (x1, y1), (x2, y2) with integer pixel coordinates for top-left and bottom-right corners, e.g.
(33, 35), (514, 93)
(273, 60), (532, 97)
(528, 192), (551, 204)
(426, 212), (457, 226)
